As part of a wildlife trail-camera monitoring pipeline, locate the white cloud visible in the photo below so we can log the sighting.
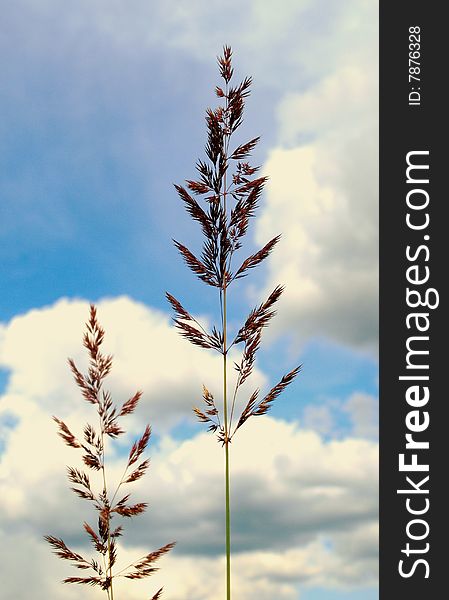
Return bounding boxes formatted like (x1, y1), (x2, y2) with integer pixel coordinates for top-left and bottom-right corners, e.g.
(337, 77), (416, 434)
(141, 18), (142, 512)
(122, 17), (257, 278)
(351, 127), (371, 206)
(254, 61), (378, 352)
(278, 67), (377, 143)
(1, 415), (378, 599)
(0, 298), (377, 599)
(344, 392), (379, 440)
(302, 403), (336, 436)
(0, 296), (265, 432)
(302, 392), (378, 441)
(13, 0), (375, 90)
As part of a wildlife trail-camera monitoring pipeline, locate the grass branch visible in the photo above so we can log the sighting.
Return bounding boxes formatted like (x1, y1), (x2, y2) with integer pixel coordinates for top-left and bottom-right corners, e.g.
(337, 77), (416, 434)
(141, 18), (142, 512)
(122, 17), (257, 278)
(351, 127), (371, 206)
(168, 46), (301, 599)
(45, 305), (174, 598)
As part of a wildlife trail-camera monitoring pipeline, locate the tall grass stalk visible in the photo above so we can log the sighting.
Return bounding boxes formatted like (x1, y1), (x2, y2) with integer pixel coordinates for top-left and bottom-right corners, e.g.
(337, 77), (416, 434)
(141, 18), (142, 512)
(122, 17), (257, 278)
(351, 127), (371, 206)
(45, 305), (174, 599)
(167, 46), (301, 599)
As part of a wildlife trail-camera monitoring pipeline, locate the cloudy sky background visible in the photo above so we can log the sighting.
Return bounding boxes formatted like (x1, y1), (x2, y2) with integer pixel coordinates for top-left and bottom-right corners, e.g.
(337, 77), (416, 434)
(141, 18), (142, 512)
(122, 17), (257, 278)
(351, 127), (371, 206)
(0, 1), (378, 599)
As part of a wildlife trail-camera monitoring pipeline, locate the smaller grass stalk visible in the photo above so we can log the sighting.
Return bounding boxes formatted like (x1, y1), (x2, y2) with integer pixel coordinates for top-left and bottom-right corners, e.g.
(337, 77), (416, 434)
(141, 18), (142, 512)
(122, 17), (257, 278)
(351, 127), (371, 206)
(45, 305), (175, 599)
(167, 46), (301, 599)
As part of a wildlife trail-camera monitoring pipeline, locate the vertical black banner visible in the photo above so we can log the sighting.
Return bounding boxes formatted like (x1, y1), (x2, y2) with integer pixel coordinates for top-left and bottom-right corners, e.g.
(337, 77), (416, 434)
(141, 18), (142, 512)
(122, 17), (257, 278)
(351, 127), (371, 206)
(380, 2), (446, 598)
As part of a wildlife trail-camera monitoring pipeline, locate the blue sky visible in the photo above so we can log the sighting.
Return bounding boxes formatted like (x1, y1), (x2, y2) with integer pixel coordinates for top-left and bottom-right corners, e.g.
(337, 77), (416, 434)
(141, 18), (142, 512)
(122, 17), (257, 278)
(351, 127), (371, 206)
(0, 2), (378, 599)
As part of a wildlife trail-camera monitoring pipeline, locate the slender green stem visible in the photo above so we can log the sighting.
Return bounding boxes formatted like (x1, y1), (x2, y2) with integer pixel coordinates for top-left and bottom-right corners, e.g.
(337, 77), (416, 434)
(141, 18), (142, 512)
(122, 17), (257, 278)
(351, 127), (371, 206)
(223, 286), (231, 600)
(225, 440), (231, 599)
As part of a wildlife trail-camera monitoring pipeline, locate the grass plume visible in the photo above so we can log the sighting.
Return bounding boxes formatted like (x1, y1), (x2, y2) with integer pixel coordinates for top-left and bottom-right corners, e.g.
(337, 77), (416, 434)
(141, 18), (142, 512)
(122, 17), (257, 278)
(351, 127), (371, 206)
(45, 305), (174, 599)
(167, 46), (301, 599)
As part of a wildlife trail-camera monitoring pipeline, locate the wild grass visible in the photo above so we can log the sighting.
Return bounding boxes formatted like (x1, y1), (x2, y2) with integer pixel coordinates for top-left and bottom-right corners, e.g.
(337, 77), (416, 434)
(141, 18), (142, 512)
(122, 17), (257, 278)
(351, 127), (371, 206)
(167, 46), (301, 599)
(45, 305), (174, 599)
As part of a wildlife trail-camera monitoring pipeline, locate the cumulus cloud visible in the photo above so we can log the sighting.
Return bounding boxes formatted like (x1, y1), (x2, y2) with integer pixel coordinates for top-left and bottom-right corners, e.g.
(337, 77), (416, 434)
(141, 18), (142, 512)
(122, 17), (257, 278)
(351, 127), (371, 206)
(278, 66), (377, 143)
(302, 392), (378, 441)
(254, 59), (378, 353)
(302, 403), (337, 437)
(6, 0), (375, 89)
(1, 417), (378, 599)
(0, 296), (265, 432)
(0, 298), (377, 599)
(344, 392), (379, 440)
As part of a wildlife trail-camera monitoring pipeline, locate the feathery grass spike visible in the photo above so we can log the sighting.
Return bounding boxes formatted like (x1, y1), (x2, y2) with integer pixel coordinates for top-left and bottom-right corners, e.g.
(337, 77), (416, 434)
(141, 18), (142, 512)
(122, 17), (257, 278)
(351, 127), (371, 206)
(167, 46), (301, 599)
(45, 305), (174, 599)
